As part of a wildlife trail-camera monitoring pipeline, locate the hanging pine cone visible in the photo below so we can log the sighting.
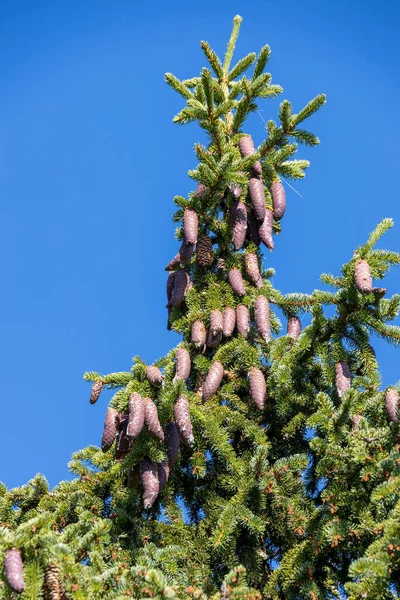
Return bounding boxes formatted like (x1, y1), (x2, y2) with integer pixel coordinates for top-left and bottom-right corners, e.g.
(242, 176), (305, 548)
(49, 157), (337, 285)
(255, 295), (271, 342)
(89, 380), (103, 405)
(245, 252), (263, 288)
(171, 269), (190, 307)
(165, 240), (195, 271)
(352, 414), (362, 430)
(355, 259), (373, 293)
(195, 182), (206, 198)
(191, 320), (207, 349)
(173, 347), (191, 382)
(248, 367), (266, 410)
(101, 408), (118, 452)
(238, 134), (262, 175)
(223, 307), (236, 337)
(203, 361), (224, 401)
(385, 387), (399, 423)
(236, 304), (250, 338)
(183, 208), (198, 245)
(335, 361), (351, 398)
(174, 395), (194, 446)
(248, 177), (266, 222)
(372, 287), (386, 298)
(115, 413), (132, 459)
(287, 316), (301, 340)
(166, 272), (176, 308)
(43, 563), (61, 600)
(158, 460), (170, 491)
(229, 268), (246, 297)
(140, 457), (159, 509)
(127, 393), (145, 439)
(231, 201), (247, 250)
(144, 397), (164, 441)
(258, 209), (274, 251)
(146, 366), (164, 387)
(165, 421), (180, 468)
(247, 208), (260, 246)
(210, 310), (223, 336)
(206, 328), (222, 348)
(197, 234), (213, 267)
(4, 549), (25, 594)
(271, 180), (286, 220)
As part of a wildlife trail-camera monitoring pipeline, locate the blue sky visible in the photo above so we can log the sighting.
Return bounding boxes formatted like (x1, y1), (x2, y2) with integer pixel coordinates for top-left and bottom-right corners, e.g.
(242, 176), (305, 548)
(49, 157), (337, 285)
(0, 0), (399, 489)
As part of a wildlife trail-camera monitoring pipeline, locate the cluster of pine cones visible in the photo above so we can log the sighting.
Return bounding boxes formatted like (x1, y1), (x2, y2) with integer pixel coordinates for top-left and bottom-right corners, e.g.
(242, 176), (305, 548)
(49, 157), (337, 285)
(4, 550), (65, 598)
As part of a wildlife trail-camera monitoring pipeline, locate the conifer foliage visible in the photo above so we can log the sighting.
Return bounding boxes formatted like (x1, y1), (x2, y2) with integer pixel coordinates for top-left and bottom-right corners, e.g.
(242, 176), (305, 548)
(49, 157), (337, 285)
(1, 15), (400, 600)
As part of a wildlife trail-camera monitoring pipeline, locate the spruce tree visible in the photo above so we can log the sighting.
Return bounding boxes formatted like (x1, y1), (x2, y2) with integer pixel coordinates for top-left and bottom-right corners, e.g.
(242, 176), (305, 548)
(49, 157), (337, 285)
(1, 15), (400, 600)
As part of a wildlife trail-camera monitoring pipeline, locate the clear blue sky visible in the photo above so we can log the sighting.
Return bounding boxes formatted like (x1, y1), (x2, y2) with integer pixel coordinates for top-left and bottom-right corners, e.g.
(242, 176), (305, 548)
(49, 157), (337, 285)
(1, 0), (399, 489)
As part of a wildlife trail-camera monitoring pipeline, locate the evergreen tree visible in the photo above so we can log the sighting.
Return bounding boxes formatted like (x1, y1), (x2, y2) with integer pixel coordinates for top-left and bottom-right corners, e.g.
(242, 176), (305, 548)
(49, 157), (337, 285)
(1, 15), (400, 600)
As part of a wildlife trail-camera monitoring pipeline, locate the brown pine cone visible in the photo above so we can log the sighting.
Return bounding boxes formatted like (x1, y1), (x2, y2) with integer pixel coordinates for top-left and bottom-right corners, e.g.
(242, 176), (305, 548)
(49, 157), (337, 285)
(248, 367), (266, 410)
(287, 316), (301, 340)
(210, 310), (223, 336)
(223, 307), (236, 337)
(231, 201), (248, 250)
(271, 180), (286, 220)
(255, 295), (271, 342)
(248, 177), (266, 222)
(43, 563), (61, 600)
(166, 272), (176, 308)
(165, 240), (195, 271)
(206, 328), (222, 348)
(385, 388), (399, 423)
(146, 366), (164, 387)
(197, 234), (213, 267)
(127, 393), (145, 439)
(236, 305), (250, 338)
(228, 268), (246, 297)
(245, 252), (263, 288)
(101, 408), (119, 452)
(174, 347), (191, 382)
(355, 259), (373, 293)
(258, 209), (274, 251)
(352, 414), (362, 430)
(195, 183), (206, 198)
(203, 361), (224, 401)
(144, 397), (164, 441)
(4, 548), (25, 594)
(183, 208), (198, 245)
(238, 134), (262, 175)
(171, 269), (190, 307)
(335, 361), (351, 398)
(174, 394), (194, 446)
(140, 457), (159, 509)
(191, 320), (207, 349)
(115, 413), (132, 459)
(89, 380), (103, 405)
(157, 460), (170, 491)
(165, 421), (180, 469)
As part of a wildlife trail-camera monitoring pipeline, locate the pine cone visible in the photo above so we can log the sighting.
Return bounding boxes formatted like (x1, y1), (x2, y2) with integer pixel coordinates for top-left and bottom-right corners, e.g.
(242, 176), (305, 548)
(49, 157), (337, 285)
(258, 209), (274, 251)
(248, 177), (266, 222)
(157, 460), (170, 491)
(203, 361), (224, 401)
(166, 272), (176, 308)
(228, 268), (246, 297)
(89, 380), (103, 405)
(140, 457), (159, 509)
(165, 240), (195, 271)
(385, 388), (399, 423)
(127, 393), (145, 439)
(223, 307), (236, 337)
(287, 316), (301, 340)
(206, 328), (222, 348)
(197, 234), (213, 267)
(146, 366), (164, 387)
(245, 252), (263, 288)
(335, 361), (351, 398)
(183, 208), (198, 245)
(144, 397), (164, 441)
(115, 413), (132, 459)
(174, 395), (194, 446)
(238, 134), (262, 175)
(165, 421), (180, 469)
(231, 201), (248, 250)
(174, 347), (191, 382)
(271, 180), (286, 220)
(171, 269), (190, 307)
(210, 310), (223, 336)
(43, 563), (61, 600)
(352, 414), (362, 430)
(236, 304), (250, 338)
(248, 367), (266, 410)
(101, 408), (118, 452)
(195, 183), (206, 198)
(217, 258), (226, 271)
(191, 320), (207, 349)
(4, 548), (25, 594)
(247, 208), (260, 246)
(355, 259), (373, 293)
(255, 295), (271, 342)
(372, 287), (386, 298)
